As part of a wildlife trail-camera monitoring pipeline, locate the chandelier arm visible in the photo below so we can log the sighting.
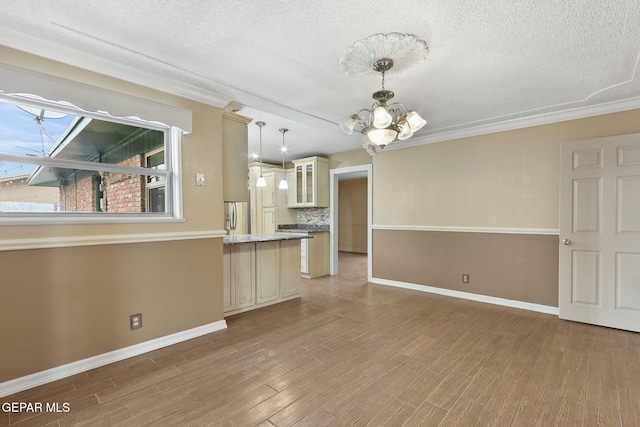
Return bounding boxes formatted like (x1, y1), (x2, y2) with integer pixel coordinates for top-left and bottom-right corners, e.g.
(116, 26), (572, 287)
(388, 102), (409, 114)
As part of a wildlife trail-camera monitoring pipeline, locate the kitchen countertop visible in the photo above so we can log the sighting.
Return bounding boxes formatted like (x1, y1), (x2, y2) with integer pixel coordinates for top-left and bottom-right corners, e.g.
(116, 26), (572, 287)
(223, 233), (313, 245)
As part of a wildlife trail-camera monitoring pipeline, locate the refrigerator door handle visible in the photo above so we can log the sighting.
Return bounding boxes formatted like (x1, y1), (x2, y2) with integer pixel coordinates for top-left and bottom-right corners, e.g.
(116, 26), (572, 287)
(230, 202), (237, 230)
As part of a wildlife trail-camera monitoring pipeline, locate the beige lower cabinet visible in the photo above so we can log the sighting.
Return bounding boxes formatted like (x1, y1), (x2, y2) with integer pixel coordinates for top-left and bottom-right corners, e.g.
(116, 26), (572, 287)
(256, 241), (280, 306)
(301, 232), (330, 278)
(280, 239), (302, 298)
(224, 239), (301, 316)
(223, 243), (256, 314)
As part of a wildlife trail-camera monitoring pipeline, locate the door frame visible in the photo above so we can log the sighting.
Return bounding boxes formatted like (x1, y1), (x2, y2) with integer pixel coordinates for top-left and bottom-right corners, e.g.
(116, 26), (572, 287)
(329, 164), (373, 281)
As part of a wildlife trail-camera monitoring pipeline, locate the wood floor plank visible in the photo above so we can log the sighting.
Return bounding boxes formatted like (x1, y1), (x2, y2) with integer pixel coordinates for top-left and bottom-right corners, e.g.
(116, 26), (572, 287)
(436, 397), (484, 427)
(400, 401), (447, 426)
(473, 393), (520, 427)
(366, 399), (415, 426)
(4, 252), (640, 427)
(329, 408), (372, 427)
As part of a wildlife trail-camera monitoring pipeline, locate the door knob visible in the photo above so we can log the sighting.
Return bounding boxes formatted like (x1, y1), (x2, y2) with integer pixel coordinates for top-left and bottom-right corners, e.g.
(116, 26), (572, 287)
(562, 239), (572, 245)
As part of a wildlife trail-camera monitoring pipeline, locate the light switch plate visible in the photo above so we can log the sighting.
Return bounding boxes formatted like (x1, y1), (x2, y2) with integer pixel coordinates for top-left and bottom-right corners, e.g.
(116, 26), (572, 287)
(196, 173), (205, 186)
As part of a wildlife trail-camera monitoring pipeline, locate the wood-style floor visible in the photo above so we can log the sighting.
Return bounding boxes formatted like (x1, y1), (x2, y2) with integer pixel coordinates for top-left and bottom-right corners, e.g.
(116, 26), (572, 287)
(3, 252), (640, 426)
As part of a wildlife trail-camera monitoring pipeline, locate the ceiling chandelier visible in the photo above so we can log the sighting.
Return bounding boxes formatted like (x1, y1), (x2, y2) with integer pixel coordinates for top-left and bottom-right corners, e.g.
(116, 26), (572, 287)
(338, 33), (429, 152)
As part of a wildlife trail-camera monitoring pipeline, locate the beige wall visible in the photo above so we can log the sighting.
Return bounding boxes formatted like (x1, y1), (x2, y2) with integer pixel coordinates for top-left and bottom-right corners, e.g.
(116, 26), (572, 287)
(0, 47), (225, 383)
(371, 109), (640, 306)
(0, 239), (222, 382)
(338, 178), (368, 253)
(373, 230), (559, 306)
(373, 109), (640, 228)
(328, 149), (372, 170)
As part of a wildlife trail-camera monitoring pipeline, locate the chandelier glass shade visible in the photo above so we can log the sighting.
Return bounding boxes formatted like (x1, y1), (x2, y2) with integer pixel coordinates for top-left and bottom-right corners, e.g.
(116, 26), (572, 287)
(339, 33), (429, 151)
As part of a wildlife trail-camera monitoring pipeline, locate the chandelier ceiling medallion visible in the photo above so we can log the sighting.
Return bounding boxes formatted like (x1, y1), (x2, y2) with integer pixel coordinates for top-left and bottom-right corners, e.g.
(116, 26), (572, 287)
(339, 33), (429, 153)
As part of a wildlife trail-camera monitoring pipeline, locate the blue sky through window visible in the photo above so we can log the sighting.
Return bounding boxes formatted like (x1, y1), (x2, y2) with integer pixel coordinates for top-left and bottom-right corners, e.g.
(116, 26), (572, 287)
(0, 100), (75, 178)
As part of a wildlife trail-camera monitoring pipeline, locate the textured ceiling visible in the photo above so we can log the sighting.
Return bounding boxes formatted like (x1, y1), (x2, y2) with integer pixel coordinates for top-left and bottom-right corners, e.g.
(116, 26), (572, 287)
(1, 0), (640, 163)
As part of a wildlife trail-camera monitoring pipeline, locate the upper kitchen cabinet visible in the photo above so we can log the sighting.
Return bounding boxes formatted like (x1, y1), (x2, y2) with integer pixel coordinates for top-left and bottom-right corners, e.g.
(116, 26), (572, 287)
(288, 156), (329, 208)
(222, 112), (252, 202)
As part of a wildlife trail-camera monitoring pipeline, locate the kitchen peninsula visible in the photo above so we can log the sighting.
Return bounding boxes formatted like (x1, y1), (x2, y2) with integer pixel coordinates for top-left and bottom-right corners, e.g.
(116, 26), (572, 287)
(222, 233), (309, 316)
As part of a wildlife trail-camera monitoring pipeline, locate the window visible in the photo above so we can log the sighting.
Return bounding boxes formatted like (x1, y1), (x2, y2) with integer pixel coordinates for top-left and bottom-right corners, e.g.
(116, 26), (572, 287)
(0, 94), (182, 223)
(145, 148), (166, 213)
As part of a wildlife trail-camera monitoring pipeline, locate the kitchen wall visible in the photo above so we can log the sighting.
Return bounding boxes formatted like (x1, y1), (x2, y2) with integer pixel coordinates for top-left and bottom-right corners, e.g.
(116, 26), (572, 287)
(0, 47), (224, 383)
(372, 109), (640, 307)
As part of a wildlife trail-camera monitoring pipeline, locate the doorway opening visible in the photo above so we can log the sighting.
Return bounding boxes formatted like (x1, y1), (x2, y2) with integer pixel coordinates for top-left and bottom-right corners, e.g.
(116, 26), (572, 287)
(329, 164), (372, 281)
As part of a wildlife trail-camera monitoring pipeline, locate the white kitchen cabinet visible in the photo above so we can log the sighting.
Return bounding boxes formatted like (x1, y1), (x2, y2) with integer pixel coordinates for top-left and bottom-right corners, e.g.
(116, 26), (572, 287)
(256, 241), (280, 305)
(287, 156), (329, 208)
(262, 207), (276, 234)
(222, 112), (252, 202)
(223, 243), (256, 314)
(261, 172), (276, 208)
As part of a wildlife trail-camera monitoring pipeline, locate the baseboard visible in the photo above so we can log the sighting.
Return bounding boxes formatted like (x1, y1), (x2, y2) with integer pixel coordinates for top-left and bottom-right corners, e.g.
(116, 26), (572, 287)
(0, 320), (227, 398)
(338, 247), (368, 254)
(371, 277), (559, 315)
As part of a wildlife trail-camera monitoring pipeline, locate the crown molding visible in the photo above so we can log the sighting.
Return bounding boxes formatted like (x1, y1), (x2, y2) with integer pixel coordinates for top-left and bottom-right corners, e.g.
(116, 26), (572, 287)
(385, 96), (640, 151)
(0, 26), (230, 108)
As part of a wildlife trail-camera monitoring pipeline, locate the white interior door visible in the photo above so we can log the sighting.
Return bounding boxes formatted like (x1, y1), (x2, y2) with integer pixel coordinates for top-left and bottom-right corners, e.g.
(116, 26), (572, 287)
(559, 133), (640, 332)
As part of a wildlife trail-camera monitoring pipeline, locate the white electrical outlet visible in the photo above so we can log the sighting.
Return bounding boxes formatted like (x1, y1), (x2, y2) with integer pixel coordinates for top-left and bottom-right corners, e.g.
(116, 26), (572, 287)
(130, 313), (142, 330)
(196, 173), (205, 186)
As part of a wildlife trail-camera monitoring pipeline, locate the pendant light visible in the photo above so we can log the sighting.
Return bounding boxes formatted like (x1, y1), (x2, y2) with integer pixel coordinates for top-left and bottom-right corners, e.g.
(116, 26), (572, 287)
(278, 128), (289, 190)
(255, 121), (266, 187)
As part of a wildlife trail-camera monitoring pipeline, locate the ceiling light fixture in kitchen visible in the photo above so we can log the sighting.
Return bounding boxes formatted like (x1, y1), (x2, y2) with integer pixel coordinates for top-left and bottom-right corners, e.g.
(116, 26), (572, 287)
(255, 121), (267, 187)
(339, 33), (429, 153)
(278, 128), (289, 190)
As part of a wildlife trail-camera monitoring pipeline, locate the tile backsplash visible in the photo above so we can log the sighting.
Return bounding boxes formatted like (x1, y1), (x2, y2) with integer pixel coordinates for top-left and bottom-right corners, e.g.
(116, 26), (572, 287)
(297, 208), (330, 225)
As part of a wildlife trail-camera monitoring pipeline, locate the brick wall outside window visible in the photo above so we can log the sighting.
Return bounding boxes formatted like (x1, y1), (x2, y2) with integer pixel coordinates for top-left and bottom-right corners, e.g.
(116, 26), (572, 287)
(61, 155), (146, 212)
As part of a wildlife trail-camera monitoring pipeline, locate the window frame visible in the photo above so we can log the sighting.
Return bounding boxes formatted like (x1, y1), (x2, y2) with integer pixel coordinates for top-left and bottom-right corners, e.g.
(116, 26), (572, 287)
(0, 93), (184, 225)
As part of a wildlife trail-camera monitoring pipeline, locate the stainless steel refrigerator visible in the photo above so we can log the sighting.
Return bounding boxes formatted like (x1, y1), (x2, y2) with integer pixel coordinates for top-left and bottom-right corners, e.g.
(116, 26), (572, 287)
(224, 201), (249, 235)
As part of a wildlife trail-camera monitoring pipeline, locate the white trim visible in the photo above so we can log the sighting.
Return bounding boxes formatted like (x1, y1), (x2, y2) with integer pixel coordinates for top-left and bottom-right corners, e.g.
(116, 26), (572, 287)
(0, 230), (226, 251)
(329, 165), (373, 281)
(386, 96), (640, 150)
(0, 320), (227, 398)
(372, 224), (559, 235)
(371, 277), (559, 315)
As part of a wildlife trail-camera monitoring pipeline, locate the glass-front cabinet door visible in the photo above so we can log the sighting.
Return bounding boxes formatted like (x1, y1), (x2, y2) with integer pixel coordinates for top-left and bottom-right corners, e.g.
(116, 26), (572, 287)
(288, 156), (329, 208)
(296, 164), (304, 205)
(305, 163), (314, 205)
